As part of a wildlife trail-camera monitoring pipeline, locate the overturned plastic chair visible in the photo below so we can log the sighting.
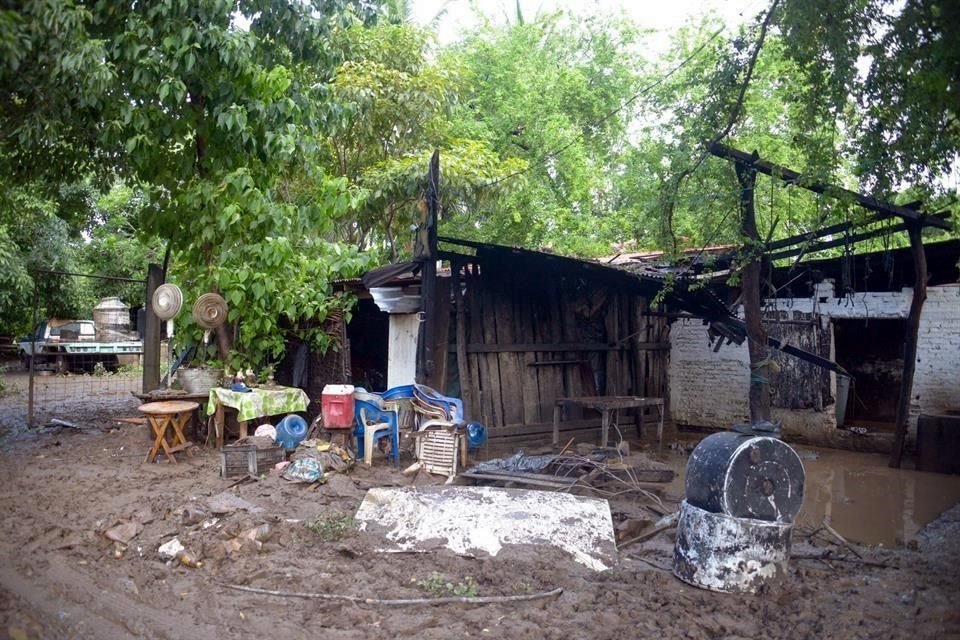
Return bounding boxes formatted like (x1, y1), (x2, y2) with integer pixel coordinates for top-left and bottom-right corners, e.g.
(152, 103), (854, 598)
(353, 391), (400, 466)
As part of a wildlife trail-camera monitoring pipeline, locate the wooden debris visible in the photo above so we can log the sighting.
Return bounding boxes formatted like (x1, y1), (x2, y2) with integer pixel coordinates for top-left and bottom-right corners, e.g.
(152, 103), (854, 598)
(619, 511), (679, 548)
(221, 583), (564, 606)
(462, 469), (578, 490)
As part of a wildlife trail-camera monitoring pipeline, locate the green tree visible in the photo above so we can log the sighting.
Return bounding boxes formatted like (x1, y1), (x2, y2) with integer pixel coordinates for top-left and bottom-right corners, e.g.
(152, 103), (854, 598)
(0, 0), (384, 366)
(320, 21), (523, 260)
(443, 12), (645, 255)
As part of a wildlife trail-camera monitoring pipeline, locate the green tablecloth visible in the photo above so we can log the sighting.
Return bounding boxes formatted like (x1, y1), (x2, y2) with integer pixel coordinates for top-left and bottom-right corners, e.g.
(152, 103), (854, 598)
(206, 386), (309, 422)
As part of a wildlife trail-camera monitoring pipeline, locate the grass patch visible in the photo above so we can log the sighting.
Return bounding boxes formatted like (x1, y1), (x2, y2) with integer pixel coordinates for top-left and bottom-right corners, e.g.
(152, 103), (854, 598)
(412, 572), (479, 597)
(304, 513), (354, 542)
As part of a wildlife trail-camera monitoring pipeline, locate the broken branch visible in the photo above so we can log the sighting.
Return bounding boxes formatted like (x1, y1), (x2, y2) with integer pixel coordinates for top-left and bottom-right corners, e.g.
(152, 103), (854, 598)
(220, 584), (564, 606)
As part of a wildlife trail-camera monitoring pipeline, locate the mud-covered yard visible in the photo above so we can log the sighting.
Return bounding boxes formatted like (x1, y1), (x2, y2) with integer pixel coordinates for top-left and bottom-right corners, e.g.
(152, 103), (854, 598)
(0, 398), (959, 640)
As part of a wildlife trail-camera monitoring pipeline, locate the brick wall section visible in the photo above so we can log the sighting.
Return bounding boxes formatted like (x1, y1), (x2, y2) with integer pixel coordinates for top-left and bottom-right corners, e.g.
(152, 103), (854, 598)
(670, 281), (960, 440)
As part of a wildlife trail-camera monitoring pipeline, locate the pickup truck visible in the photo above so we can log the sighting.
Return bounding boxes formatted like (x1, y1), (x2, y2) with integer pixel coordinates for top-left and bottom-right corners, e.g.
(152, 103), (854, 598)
(19, 320), (143, 372)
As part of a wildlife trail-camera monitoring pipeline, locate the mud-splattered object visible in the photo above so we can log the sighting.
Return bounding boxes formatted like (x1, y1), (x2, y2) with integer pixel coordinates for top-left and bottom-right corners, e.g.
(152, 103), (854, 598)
(673, 500), (793, 594)
(685, 431), (805, 523)
(355, 486), (617, 571)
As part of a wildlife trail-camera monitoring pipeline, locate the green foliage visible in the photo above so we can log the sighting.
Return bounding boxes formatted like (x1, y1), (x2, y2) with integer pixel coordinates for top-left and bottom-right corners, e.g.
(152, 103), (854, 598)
(444, 13), (645, 255)
(779, 0), (960, 195)
(304, 513), (355, 542)
(0, 0), (391, 363)
(322, 21), (521, 260)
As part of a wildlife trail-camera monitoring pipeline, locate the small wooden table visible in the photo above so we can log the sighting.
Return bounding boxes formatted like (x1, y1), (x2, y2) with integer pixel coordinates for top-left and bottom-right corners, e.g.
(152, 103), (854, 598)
(138, 400), (200, 463)
(552, 396), (665, 449)
(206, 386), (310, 449)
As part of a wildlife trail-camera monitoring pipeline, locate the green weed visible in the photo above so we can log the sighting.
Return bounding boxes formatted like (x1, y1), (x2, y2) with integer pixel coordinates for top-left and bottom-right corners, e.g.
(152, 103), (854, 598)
(304, 513), (354, 542)
(411, 572), (478, 597)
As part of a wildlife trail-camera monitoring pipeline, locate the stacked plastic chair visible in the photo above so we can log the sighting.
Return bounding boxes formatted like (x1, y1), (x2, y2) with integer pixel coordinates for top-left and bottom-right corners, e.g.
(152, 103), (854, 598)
(410, 384), (466, 477)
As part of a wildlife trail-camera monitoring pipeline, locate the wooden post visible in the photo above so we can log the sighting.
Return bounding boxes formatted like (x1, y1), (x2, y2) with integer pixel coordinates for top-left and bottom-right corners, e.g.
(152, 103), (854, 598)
(416, 150), (440, 383)
(735, 161), (771, 423)
(143, 263), (163, 393)
(889, 223), (927, 468)
(453, 260), (473, 418)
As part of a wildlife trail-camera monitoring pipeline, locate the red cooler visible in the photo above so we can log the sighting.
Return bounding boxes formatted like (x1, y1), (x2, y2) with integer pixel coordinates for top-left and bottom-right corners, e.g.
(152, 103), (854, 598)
(321, 384), (356, 429)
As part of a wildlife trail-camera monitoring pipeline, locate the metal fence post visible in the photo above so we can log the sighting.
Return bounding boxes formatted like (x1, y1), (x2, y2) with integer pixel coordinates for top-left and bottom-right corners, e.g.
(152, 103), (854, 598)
(27, 282), (38, 428)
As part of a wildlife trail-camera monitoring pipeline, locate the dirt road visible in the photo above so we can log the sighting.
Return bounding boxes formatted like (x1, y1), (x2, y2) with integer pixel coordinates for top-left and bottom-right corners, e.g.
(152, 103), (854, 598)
(0, 411), (958, 639)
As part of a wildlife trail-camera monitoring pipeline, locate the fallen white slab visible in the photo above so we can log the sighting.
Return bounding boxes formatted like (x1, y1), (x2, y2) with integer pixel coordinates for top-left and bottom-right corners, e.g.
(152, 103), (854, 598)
(355, 486), (616, 571)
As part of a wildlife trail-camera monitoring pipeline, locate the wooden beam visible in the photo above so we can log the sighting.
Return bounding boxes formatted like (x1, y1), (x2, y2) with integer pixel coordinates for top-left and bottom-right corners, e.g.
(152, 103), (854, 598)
(452, 259), (474, 420)
(709, 143), (953, 230)
(767, 214), (951, 261)
(446, 342), (670, 353)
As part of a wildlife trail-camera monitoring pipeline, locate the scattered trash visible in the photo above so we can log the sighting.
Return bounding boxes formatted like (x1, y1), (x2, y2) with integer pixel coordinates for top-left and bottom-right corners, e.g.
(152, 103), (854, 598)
(206, 492), (263, 515)
(281, 458), (324, 483)
(471, 452), (556, 474)
(355, 486), (617, 571)
(175, 549), (203, 568)
(224, 523), (273, 554)
(180, 505), (210, 526)
(158, 538), (185, 559)
(254, 424), (277, 439)
(46, 418), (84, 431)
(103, 521), (142, 545)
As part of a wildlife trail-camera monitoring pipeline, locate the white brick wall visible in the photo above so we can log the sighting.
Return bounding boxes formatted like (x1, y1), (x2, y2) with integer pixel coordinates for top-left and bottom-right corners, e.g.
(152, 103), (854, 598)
(670, 282), (960, 441)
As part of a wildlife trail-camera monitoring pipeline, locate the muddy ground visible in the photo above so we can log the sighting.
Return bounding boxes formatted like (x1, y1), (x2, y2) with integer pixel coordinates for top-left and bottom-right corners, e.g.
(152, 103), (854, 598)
(0, 387), (959, 639)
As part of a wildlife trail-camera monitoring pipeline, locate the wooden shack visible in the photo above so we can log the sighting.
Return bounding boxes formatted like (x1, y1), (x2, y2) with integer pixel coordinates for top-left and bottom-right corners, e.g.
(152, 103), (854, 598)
(430, 238), (671, 440)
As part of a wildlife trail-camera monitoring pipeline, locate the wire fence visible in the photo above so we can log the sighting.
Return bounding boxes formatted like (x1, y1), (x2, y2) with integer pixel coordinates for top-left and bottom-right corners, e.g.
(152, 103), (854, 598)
(18, 270), (151, 428)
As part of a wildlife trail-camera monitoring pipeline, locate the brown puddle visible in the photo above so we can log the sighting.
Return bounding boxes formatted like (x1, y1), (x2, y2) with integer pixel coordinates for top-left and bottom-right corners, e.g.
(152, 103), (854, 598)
(659, 444), (960, 547)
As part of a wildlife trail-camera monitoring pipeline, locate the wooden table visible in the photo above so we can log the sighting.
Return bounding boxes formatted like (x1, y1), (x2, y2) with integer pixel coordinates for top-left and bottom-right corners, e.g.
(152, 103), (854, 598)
(206, 386), (310, 449)
(138, 400), (200, 463)
(552, 396), (664, 449)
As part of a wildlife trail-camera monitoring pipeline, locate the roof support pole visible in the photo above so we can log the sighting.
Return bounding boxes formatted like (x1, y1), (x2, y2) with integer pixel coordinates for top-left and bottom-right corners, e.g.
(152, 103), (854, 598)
(735, 160), (771, 424)
(890, 223), (927, 468)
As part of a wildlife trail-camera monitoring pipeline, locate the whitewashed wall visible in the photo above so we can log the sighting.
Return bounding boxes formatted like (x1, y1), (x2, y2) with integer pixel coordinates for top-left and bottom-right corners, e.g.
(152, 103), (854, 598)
(669, 281), (960, 440)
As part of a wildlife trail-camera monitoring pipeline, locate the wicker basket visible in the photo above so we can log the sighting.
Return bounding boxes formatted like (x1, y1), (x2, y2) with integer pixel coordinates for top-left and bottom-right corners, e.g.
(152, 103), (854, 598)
(220, 444), (285, 478)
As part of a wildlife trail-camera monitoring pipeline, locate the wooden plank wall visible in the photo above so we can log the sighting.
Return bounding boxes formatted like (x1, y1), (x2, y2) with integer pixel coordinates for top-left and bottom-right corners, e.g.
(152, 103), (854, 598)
(451, 262), (670, 437)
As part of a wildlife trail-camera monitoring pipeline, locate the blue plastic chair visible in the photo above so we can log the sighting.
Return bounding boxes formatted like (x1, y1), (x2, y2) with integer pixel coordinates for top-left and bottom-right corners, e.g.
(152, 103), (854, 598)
(413, 384), (464, 423)
(353, 391), (400, 465)
(381, 385), (416, 401)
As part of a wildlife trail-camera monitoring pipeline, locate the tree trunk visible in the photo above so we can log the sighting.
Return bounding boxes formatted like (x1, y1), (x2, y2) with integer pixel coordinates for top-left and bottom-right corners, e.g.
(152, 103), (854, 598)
(889, 223), (927, 468)
(736, 161), (771, 424)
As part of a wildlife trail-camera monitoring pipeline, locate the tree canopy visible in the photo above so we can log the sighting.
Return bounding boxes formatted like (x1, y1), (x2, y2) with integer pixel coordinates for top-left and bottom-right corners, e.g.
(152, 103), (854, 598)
(0, 0), (956, 363)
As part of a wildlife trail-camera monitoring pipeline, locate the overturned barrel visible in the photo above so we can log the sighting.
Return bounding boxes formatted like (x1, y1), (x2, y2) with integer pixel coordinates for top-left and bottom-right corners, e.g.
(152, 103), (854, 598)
(685, 431), (805, 523)
(673, 500), (793, 594)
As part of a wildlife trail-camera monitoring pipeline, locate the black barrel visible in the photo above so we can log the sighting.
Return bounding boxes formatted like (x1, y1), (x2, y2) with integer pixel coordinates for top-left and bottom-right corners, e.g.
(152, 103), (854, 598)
(685, 431), (805, 523)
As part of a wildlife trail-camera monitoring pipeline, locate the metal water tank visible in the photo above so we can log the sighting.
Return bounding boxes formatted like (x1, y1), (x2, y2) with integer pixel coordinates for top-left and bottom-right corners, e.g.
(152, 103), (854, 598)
(93, 297), (131, 342)
(685, 431), (805, 523)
